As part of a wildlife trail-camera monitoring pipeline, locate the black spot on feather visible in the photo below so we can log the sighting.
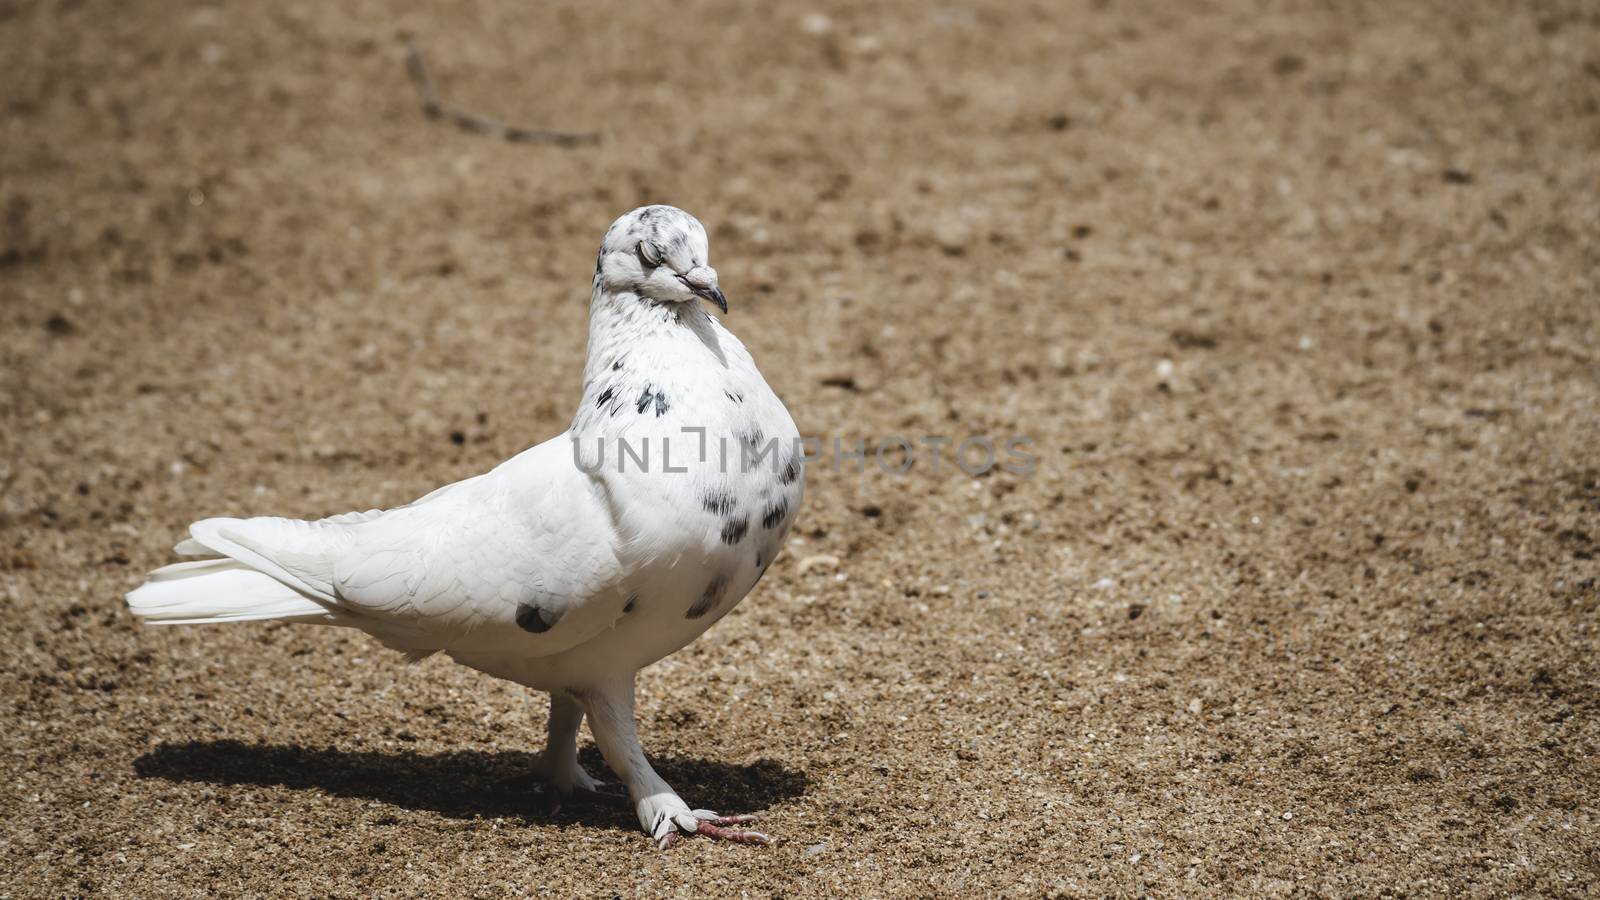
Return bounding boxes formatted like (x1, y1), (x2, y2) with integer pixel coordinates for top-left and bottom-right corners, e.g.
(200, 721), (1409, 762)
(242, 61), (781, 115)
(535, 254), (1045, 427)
(762, 498), (789, 530)
(736, 426), (765, 452)
(722, 517), (749, 545)
(781, 455), (801, 485)
(595, 386), (615, 409)
(686, 574), (726, 619)
(636, 386), (669, 416)
(515, 604), (555, 634)
(702, 490), (736, 516)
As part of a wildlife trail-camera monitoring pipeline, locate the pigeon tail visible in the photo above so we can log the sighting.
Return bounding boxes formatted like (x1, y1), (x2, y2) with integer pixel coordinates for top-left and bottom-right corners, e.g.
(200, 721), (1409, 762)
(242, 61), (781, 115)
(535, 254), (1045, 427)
(185, 515), (354, 602)
(126, 557), (333, 625)
(126, 514), (357, 625)
(128, 513), (455, 659)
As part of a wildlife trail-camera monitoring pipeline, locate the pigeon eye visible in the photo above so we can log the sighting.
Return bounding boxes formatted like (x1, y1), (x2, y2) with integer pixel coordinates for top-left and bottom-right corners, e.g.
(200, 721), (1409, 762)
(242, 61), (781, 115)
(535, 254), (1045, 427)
(637, 241), (663, 268)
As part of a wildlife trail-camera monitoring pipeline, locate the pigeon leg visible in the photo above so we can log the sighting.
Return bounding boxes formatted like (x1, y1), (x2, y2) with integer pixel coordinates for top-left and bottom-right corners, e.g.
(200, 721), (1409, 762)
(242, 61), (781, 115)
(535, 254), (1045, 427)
(579, 674), (771, 849)
(535, 690), (623, 799)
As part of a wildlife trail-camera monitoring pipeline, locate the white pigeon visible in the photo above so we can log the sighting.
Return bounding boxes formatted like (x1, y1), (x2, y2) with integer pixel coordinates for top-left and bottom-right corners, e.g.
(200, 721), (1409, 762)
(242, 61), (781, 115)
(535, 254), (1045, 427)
(126, 205), (804, 849)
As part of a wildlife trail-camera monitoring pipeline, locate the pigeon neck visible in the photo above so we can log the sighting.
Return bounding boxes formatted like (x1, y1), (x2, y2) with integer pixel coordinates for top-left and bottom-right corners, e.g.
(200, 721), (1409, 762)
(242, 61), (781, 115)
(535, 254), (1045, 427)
(583, 284), (712, 359)
(571, 287), (731, 431)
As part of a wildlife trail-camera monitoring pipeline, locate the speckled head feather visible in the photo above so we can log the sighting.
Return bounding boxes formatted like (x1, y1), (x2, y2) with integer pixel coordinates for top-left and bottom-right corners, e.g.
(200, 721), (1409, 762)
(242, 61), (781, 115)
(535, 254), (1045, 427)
(595, 205), (725, 312)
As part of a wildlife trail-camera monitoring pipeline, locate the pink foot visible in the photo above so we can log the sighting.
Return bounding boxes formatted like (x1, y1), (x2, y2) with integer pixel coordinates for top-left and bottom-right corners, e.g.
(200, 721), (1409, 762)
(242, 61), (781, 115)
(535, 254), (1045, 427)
(657, 813), (770, 850)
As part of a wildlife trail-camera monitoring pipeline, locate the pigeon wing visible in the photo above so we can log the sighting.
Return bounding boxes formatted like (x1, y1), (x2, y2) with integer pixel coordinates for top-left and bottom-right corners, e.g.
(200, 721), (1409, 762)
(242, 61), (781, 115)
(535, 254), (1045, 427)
(332, 438), (627, 657)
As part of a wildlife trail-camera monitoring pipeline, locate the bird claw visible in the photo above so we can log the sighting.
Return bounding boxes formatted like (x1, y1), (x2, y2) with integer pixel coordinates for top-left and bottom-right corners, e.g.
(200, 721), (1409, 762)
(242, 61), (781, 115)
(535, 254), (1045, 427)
(576, 781), (629, 804)
(655, 810), (769, 849)
(530, 754), (627, 813)
(545, 780), (629, 817)
(693, 818), (771, 845)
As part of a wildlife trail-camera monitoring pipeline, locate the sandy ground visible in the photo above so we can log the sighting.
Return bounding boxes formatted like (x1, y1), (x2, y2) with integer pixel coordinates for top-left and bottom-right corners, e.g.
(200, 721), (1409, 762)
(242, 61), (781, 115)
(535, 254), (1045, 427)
(4, 0), (1599, 895)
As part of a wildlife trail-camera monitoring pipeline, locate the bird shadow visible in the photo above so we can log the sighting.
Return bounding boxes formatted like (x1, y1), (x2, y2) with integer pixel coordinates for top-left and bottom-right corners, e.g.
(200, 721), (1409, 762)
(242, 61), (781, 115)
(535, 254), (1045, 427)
(134, 740), (809, 832)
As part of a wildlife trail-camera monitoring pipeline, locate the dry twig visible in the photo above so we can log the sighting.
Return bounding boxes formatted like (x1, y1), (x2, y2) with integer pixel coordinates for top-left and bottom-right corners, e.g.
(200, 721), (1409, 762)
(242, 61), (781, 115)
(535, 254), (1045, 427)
(404, 41), (599, 147)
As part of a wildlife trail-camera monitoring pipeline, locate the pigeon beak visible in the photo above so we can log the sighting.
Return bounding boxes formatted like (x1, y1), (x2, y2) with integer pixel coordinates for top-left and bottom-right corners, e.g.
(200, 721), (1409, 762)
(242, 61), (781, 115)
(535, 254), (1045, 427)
(693, 285), (729, 314)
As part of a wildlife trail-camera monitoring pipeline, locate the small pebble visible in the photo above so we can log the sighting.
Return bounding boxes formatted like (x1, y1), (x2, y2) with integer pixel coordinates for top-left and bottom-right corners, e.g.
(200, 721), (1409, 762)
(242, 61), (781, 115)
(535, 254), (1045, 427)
(797, 554), (840, 576)
(800, 13), (832, 35)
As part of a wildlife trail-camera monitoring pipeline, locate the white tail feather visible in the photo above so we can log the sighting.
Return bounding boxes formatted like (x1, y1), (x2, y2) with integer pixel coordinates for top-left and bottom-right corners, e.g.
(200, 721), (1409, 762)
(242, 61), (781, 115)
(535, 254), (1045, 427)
(173, 537), (210, 555)
(128, 514), (442, 660)
(127, 558), (333, 625)
(187, 516), (345, 602)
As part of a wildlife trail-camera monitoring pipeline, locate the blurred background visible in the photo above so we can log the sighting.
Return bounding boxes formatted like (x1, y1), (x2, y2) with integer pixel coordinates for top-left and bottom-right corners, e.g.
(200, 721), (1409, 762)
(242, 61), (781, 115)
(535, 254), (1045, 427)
(3, 0), (1597, 894)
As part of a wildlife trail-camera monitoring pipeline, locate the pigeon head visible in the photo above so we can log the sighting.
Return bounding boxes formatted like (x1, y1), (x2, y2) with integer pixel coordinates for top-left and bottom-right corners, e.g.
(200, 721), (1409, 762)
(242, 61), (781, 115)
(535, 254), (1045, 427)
(594, 205), (726, 313)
